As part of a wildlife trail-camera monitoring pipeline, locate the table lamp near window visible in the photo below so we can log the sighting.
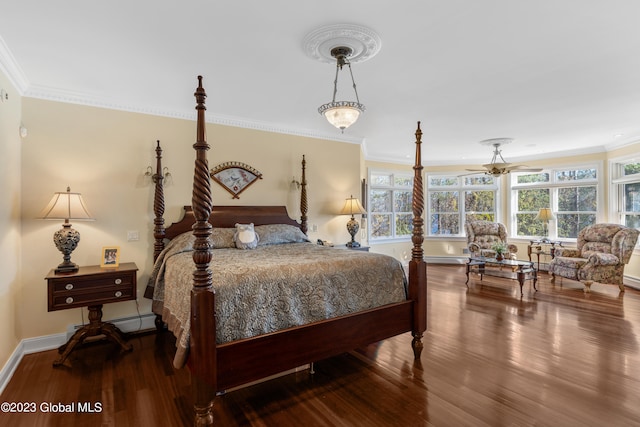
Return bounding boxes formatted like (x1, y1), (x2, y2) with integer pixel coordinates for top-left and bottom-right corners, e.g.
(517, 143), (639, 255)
(340, 195), (366, 248)
(40, 187), (95, 273)
(535, 208), (555, 243)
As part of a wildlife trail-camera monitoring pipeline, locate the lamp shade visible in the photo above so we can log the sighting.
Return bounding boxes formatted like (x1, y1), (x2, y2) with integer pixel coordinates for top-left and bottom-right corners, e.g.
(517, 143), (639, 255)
(535, 208), (555, 222)
(317, 46), (365, 132)
(40, 187), (94, 221)
(320, 103), (364, 131)
(340, 196), (365, 216)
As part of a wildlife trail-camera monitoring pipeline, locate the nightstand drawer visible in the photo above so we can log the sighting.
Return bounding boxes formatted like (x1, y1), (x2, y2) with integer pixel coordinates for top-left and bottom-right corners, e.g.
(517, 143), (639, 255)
(50, 285), (135, 310)
(46, 263), (138, 312)
(49, 273), (134, 293)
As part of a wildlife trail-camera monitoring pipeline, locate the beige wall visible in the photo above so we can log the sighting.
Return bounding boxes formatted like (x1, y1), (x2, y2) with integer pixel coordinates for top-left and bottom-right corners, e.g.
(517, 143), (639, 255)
(18, 98), (362, 342)
(0, 70), (22, 372)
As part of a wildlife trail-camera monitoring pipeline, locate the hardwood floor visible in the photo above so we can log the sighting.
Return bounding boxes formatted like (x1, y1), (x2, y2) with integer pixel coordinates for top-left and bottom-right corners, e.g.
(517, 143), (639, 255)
(2, 264), (640, 426)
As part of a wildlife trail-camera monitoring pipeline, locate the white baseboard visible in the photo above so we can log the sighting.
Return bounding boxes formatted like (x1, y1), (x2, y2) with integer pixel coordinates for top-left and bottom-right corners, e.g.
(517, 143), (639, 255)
(625, 275), (640, 291)
(0, 313), (156, 395)
(425, 256), (467, 265)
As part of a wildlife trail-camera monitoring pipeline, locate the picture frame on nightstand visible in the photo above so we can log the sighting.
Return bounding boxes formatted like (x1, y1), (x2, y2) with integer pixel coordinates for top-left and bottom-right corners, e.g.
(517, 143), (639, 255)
(100, 246), (120, 268)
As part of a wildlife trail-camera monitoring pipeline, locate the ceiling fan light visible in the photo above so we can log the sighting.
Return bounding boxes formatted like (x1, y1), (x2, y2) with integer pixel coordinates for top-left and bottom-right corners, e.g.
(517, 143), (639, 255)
(318, 101), (365, 131)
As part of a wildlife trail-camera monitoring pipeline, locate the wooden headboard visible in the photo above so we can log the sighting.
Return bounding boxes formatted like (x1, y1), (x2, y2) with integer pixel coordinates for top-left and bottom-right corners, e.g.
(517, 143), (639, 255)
(151, 136), (308, 260)
(164, 205), (303, 240)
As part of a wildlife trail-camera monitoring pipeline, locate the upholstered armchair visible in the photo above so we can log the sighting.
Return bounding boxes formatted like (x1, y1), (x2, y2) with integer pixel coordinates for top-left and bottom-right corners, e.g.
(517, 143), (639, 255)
(548, 223), (639, 293)
(465, 220), (518, 260)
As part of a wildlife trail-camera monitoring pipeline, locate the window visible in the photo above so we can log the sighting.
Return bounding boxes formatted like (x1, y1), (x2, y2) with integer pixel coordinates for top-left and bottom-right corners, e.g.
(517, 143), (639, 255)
(611, 159), (640, 230)
(426, 173), (498, 236)
(368, 171), (414, 241)
(511, 164), (600, 240)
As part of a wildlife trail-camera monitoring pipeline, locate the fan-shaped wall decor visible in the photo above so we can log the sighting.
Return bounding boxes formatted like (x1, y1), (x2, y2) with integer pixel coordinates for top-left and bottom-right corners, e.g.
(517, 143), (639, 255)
(210, 161), (262, 199)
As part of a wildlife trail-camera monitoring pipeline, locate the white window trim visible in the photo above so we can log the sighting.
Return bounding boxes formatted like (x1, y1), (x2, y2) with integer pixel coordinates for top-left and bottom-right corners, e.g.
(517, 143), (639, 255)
(426, 171), (501, 238)
(367, 168), (414, 243)
(508, 160), (604, 242)
(609, 154), (640, 248)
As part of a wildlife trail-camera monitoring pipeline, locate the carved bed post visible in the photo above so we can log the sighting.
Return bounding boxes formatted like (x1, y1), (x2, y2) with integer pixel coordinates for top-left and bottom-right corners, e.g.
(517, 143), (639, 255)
(152, 140), (166, 261)
(190, 76), (217, 426)
(409, 121), (427, 359)
(152, 140), (167, 331)
(300, 155), (308, 234)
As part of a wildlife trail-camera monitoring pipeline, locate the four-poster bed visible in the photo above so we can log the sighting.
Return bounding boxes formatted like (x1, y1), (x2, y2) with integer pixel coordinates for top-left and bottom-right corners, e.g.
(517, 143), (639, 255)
(146, 76), (427, 426)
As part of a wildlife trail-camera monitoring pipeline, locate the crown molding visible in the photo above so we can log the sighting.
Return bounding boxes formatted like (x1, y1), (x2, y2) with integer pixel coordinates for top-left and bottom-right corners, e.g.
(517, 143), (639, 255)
(0, 26), (366, 148)
(604, 135), (640, 152)
(205, 112), (364, 145)
(0, 35), (29, 94)
(21, 83), (365, 146)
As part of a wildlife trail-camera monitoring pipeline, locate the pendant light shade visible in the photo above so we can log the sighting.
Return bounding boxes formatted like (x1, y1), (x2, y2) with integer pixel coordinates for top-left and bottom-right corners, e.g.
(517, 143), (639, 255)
(318, 46), (365, 132)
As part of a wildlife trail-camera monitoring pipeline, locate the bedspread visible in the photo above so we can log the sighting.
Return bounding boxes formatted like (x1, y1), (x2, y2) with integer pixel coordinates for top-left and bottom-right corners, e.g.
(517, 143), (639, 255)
(148, 235), (407, 368)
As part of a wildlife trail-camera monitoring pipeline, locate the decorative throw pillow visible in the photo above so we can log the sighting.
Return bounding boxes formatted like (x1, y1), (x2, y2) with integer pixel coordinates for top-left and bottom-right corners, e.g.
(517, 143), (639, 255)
(255, 224), (310, 246)
(211, 227), (236, 249)
(234, 223), (259, 249)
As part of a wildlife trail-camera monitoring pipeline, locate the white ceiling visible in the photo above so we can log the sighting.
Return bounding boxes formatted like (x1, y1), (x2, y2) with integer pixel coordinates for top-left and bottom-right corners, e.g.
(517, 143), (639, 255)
(2, 0), (640, 166)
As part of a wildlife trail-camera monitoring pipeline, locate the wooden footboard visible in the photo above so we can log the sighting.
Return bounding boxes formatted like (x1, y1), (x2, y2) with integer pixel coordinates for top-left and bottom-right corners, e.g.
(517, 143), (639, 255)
(153, 76), (427, 426)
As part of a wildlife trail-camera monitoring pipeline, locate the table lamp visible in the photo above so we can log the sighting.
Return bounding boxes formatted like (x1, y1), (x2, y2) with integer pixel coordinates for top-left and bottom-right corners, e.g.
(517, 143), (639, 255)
(40, 187), (95, 273)
(535, 208), (555, 242)
(340, 195), (366, 248)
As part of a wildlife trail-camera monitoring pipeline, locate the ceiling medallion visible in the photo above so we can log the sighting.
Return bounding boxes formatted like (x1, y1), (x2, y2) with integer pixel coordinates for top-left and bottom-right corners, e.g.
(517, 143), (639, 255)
(302, 24), (382, 64)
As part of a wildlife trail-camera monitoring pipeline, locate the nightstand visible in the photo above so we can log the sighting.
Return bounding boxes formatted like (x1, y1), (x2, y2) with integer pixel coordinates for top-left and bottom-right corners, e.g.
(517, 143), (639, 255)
(45, 262), (138, 366)
(336, 244), (370, 252)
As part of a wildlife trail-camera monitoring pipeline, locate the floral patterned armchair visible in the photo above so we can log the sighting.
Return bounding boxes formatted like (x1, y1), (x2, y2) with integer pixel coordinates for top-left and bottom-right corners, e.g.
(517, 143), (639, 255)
(548, 223), (639, 293)
(465, 220), (518, 260)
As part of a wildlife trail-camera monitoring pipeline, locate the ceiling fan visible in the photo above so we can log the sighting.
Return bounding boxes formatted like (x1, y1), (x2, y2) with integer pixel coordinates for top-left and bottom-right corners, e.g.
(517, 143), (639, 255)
(464, 138), (543, 177)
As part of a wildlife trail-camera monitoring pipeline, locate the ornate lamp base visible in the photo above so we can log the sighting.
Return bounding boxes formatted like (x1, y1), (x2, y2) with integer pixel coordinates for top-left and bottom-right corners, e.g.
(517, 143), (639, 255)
(55, 261), (79, 274)
(346, 216), (361, 248)
(53, 223), (80, 274)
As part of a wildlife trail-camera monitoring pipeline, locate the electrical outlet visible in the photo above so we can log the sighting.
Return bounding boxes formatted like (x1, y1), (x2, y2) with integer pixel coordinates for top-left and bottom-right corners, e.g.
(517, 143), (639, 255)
(311, 224), (318, 232)
(127, 230), (140, 241)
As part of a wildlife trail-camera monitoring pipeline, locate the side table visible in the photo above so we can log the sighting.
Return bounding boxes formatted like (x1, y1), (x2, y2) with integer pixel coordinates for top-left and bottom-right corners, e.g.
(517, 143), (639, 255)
(45, 262), (138, 366)
(527, 240), (563, 271)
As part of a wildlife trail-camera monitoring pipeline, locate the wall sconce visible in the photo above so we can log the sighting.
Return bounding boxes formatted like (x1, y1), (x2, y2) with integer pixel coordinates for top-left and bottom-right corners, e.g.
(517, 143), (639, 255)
(535, 208), (555, 242)
(340, 195), (366, 248)
(144, 140), (172, 186)
(40, 187), (95, 273)
(290, 176), (301, 191)
(145, 166), (172, 186)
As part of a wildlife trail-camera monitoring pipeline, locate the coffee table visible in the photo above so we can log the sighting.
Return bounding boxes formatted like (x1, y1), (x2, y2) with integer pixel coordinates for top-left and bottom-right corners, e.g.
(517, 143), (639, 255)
(466, 257), (537, 297)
